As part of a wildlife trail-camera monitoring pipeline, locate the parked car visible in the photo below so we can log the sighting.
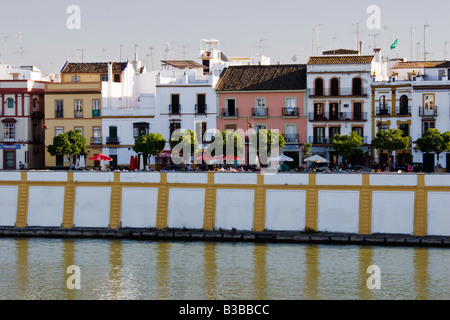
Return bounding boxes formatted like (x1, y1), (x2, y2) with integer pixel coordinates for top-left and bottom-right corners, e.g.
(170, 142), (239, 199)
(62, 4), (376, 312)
(161, 165), (184, 172)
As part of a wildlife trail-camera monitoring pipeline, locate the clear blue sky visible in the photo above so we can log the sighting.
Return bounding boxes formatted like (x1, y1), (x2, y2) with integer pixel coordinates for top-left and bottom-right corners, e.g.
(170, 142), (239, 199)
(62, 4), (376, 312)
(1, 0), (449, 74)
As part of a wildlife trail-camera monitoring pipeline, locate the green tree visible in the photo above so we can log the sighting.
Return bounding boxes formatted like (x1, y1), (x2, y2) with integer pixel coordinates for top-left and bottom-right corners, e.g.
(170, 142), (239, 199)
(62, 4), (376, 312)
(133, 132), (166, 165)
(254, 129), (285, 166)
(169, 129), (198, 163)
(416, 129), (450, 166)
(207, 130), (244, 158)
(47, 129), (86, 167)
(303, 143), (312, 159)
(331, 131), (364, 165)
(371, 128), (410, 168)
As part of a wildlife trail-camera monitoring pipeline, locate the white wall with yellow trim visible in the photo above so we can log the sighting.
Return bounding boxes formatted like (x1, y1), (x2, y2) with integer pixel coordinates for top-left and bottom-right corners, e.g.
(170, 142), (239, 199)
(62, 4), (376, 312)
(1, 172), (450, 237)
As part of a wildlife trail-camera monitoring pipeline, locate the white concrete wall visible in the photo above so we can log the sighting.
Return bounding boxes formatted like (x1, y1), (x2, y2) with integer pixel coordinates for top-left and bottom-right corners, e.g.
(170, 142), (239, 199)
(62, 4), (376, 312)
(167, 188), (205, 229)
(73, 187), (111, 227)
(0, 186), (18, 226)
(317, 190), (360, 233)
(167, 173), (208, 184)
(215, 173), (257, 185)
(372, 191), (415, 234)
(264, 174), (309, 185)
(215, 189), (254, 231)
(120, 172), (161, 183)
(121, 187), (158, 228)
(427, 192), (450, 236)
(316, 174), (362, 186)
(27, 186), (65, 227)
(265, 190), (306, 231)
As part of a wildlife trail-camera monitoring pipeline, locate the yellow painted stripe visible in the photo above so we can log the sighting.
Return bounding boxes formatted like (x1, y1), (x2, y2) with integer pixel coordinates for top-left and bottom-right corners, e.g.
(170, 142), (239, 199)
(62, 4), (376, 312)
(156, 172), (169, 229)
(305, 174), (318, 232)
(253, 174), (266, 232)
(359, 174), (372, 235)
(15, 172), (29, 228)
(414, 175), (427, 236)
(203, 173), (217, 231)
(109, 172), (122, 229)
(62, 172), (75, 228)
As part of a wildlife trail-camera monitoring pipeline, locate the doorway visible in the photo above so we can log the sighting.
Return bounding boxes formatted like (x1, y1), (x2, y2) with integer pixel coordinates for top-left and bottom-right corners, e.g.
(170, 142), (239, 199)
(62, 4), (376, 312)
(4, 150), (15, 170)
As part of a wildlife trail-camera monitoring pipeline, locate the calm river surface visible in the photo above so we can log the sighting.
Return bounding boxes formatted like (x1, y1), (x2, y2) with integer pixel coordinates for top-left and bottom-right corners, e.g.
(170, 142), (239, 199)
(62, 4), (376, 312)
(1, 237), (449, 300)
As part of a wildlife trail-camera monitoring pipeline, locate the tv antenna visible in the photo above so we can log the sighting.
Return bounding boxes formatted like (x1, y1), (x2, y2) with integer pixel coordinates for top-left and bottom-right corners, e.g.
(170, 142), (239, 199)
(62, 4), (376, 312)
(165, 42), (172, 60)
(368, 34), (379, 49)
(445, 41), (449, 61)
(148, 46), (154, 71)
(3, 35), (8, 64)
(424, 23), (430, 61)
(353, 21), (361, 50)
(313, 25), (324, 56)
(18, 31), (24, 66)
(77, 49), (86, 62)
(179, 44), (191, 60)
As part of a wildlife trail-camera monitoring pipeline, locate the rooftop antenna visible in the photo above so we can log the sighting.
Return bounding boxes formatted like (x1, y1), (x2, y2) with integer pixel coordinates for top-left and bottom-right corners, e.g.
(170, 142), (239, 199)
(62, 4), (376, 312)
(314, 25), (324, 56)
(3, 35), (8, 64)
(368, 34), (379, 50)
(417, 41), (420, 61)
(18, 31), (24, 66)
(77, 49), (86, 62)
(353, 21), (361, 51)
(445, 41), (449, 61)
(148, 46), (154, 71)
(424, 23), (430, 61)
(179, 44), (191, 60)
(291, 54), (297, 63)
(410, 26), (415, 61)
(134, 44), (139, 61)
(165, 42), (172, 60)
(332, 36), (340, 50)
(258, 39), (268, 54)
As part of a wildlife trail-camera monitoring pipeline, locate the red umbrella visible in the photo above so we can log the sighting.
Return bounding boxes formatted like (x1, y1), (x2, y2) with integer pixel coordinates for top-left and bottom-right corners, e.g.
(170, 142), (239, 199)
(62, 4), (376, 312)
(195, 154), (216, 161)
(88, 153), (113, 161)
(129, 156), (136, 170)
(217, 155), (242, 161)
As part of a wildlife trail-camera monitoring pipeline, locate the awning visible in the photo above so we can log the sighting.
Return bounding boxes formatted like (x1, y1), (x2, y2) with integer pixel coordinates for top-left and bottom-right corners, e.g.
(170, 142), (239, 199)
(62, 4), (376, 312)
(1, 118), (17, 123)
(158, 150), (172, 158)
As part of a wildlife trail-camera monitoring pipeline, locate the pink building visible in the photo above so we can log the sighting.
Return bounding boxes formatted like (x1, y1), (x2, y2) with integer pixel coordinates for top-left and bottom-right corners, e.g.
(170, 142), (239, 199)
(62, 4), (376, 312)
(215, 65), (307, 168)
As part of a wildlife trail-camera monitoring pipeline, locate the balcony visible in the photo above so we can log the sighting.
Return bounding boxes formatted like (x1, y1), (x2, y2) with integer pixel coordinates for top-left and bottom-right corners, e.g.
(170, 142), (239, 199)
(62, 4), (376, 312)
(91, 137), (102, 145)
(106, 137), (120, 145)
(419, 106), (438, 117)
(309, 137), (331, 144)
(252, 108), (268, 118)
(308, 112), (367, 121)
(74, 110), (83, 118)
(396, 105), (412, 116)
(195, 104), (207, 116)
(221, 108), (238, 118)
(308, 87), (368, 97)
(92, 109), (101, 118)
(169, 104), (181, 115)
(55, 110), (64, 118)
(282, 108), (299, 117)
(283, 133), (299, 144)
(376, 105), (392, 116)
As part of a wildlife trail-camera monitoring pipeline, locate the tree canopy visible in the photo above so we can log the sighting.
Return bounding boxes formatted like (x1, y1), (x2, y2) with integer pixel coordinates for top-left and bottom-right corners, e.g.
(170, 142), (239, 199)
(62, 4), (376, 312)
(206, 130), (244, 158)
(416, 129), (450, 164)
(170, 129), (198, 163)
(331, 131), (364, 164)
(47, 129), (86, 161)
(371, 128), (410, 166)
(133, 132), (166, 158)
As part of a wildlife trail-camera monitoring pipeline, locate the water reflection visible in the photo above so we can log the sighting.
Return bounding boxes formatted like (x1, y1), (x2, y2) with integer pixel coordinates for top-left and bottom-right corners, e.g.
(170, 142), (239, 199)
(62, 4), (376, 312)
(1, 238), (450, 300)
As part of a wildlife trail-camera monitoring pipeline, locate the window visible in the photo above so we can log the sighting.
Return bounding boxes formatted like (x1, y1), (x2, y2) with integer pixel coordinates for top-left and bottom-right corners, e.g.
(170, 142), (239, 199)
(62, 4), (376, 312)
(55, 100), (64, 118)
(329, 126), (340, 140)
(114, 74), (121, 83)
(92, 127), (101, 145)
(7, 98), (14, 109)
(170, 94), (180, 114)
(195, 122), (208, 142)
(55, 127), (64, 136)
(330, 78), (340, 96)
(314, 103), (325, 120)
(313, 127), (325, 144)
(196, 94), (206, 114)
(225, 99), (236, 117)
(423, 121), (435, 134)
(254, 124), (267, 133)
(72, 76), (80, 82)
(92, 99), (100, 117)
(329, 103), (339, 120)
(424, 94), (434, 110)
(399, 123), (409, 137)
(225, 124), (237, 131)
(74, 127), (83, 136)
(255, 97), (266, 108)
(100, 74), (108, 82)
(352, 77), (362, 96)
(284, 124), (298, 143)
(378, 95), (389, 115)
(169, 122), (181, 139)
(378, 123), (389, 132)
(3, 123), (15, 140)
(314, 78), (324, 96)
(399, 95), (409, 115)
(352, 126), (364, 138)
(75, 100), (83, 118)
(133, 122), (149, 138)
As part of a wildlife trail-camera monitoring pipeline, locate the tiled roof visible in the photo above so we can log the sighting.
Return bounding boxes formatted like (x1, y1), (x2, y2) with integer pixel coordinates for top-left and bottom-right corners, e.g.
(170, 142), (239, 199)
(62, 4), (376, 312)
(392, 61), (450, 69)
(308, 55), (374, 65)
(61, 62), (128, 73)
(322, 49), (360, 55)
(215, 64), (307, 91)
(161, 60), (206, 69)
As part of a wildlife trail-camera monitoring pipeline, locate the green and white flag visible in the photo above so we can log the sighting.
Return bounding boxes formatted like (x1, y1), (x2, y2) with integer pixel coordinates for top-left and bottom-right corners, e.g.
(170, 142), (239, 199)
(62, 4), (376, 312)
(390, 39), (398, 50)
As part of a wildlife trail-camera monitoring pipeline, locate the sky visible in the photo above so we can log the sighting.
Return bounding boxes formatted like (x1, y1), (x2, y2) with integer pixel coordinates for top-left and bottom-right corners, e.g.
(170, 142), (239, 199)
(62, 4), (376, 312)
(0, 0), (449, 75)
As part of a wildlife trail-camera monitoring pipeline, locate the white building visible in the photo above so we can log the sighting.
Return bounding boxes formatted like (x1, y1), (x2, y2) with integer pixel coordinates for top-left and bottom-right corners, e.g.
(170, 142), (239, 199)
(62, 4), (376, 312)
(101, 58), (158, 169)
(306, 48), (387, 166)
(0, 65), (49, 169)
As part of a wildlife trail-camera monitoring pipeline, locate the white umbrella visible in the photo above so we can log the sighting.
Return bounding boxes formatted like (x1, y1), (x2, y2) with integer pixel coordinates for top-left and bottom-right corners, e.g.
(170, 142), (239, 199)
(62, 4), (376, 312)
(304, 154), (329, 163)
(79, 155), (85, 168)
(139, 154), (144, 171)
(270, 154), (294, 162)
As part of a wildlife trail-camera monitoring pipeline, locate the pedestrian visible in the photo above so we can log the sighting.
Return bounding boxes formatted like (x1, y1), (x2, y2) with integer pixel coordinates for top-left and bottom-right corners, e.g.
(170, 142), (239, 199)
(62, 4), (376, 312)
(19, 161), (24, 170)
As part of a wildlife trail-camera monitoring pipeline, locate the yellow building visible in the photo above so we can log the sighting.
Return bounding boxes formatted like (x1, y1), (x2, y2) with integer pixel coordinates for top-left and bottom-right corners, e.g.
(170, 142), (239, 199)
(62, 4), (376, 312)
(44, 62), (127, 168)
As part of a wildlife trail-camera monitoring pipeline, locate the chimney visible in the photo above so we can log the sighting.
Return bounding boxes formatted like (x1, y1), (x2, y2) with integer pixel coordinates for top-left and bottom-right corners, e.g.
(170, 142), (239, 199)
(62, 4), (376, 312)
(359, 41), (364, 55)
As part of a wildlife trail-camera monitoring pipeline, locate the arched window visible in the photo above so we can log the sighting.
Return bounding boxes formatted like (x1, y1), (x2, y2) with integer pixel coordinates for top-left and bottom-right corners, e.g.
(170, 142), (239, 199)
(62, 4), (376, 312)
(352, 77), (362, 96)
(399, 95), (409, 115)
(378, 95), (389, 115)
(314, 78), (324, 96)
(330, 78), (340, 96)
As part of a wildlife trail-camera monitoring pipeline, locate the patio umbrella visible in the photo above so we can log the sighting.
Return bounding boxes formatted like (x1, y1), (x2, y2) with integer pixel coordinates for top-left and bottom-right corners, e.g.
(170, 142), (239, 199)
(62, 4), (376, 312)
(195, 154), (216, 161)
(139, 154), (144, 171)
(129, 156), (136, 170)
(304, 154), (329, 163)
(217, 155), (242, 161)
(269, 154), (294, 162)
(79, 155), (85, 168)
(88, 153), (113, 161)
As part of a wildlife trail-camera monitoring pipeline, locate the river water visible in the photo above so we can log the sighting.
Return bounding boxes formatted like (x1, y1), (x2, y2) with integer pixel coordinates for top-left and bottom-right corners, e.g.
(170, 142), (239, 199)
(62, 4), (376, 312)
(1, 237), (449, 300)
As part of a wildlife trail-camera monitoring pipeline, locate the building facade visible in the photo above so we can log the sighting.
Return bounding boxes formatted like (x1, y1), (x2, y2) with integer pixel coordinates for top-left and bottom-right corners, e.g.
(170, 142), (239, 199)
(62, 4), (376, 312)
(306, 49), (386, 166)
(0, 65), (47, 170)
(215, 64), (307, 168)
